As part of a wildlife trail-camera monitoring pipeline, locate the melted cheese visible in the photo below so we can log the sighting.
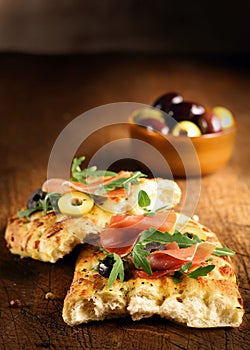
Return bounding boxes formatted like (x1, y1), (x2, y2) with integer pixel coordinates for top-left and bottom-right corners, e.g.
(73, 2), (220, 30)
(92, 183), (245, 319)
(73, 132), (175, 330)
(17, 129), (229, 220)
(98, 178), (181, 214)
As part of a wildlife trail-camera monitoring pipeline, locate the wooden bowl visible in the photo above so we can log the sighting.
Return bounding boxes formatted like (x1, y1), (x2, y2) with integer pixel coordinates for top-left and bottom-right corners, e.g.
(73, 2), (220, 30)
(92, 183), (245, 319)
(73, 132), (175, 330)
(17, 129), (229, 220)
(128, 108), (236, 177)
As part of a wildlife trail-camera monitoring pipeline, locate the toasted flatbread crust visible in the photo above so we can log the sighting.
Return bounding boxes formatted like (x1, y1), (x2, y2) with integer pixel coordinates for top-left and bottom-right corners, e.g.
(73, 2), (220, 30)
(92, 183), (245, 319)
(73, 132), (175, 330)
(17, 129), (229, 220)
(62, 218), (244, 328)
(5, 179), (181, 263)
(5, 205), (112, 263)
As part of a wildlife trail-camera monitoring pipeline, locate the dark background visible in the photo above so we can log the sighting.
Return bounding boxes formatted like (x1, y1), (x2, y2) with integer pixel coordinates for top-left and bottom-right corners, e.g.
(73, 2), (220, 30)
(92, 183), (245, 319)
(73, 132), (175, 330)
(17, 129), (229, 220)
(0, 0), (249, 57)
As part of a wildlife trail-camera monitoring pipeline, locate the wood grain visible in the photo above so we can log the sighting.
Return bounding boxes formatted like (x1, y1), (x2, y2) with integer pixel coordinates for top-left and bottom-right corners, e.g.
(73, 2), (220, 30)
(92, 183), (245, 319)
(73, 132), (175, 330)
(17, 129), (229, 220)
(0, 53), (249, 350)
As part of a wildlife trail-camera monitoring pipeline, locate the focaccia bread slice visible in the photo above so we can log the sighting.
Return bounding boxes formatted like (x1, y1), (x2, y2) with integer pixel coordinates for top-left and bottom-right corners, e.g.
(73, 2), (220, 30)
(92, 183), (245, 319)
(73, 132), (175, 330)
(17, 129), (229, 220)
(5, 178), (181, 263)
(5, 205), (111, 263)
(62, 217), (244, 328)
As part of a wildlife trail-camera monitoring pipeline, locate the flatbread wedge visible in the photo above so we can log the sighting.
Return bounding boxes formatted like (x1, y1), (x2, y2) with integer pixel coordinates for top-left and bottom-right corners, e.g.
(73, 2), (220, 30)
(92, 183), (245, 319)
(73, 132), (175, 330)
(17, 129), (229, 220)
(62, 216), (244, 328)
(5, 205), (112, 263)
(5, 177), (181, 263)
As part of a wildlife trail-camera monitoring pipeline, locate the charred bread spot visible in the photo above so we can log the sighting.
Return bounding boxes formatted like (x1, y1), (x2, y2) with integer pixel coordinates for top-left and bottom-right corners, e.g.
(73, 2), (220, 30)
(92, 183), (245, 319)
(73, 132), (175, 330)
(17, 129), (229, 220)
(238, 297), (244, 307)
(220, 256), (231, 263)
(93, 274), (105, 290)
(219, 264), (234, 277)
(34, 240), (40, 250)
(46, 222), (64, 238)
(43, 211), (56, 219)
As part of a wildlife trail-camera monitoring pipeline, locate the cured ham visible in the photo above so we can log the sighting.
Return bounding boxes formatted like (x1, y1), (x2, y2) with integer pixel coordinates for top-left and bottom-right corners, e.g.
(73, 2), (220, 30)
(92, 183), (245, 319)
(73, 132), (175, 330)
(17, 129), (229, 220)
(100, 227), (141, 256)
(109, 210), (176, 232)
(42, 171), (133, 198)
(149, 242), (215, 271)
(68, 181), (127, 197)
(100, 210), (177, 256)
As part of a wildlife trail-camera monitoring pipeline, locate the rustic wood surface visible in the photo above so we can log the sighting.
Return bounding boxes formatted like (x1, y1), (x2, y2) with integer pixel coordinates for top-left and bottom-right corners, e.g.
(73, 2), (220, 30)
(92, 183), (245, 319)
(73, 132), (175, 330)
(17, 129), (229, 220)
(0, 53), (249, 350)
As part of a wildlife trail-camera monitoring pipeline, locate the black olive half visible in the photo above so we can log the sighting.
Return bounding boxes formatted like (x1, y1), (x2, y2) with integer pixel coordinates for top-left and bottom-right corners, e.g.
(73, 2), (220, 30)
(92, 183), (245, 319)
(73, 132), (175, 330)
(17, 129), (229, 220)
(98, 256), (134, 280)
(98, 256), (115, 278)
(27, 188), (46, 209)
(144, 241), (166, 253)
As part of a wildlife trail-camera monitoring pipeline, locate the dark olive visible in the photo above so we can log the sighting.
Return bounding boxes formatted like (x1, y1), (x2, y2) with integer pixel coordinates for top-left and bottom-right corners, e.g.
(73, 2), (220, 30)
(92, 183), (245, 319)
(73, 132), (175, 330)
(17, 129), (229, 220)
(167, 101), (206, 123)
(139, 118), (169, 135)
(27, 188), (46, 209)
(144, 241), (166, 253)
(98, 256), (115, 278)
(196, 110), (222, 133)
(123, 259), (134, 281)
(153, 92), (183, 112)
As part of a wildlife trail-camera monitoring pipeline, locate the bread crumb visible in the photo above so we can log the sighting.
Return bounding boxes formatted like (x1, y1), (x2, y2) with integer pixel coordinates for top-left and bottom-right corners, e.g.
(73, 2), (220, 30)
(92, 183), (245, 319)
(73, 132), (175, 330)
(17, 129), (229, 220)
(45, 292), (55, 300)
(9, 299), (22, 308)
(192, 214), (199, 222)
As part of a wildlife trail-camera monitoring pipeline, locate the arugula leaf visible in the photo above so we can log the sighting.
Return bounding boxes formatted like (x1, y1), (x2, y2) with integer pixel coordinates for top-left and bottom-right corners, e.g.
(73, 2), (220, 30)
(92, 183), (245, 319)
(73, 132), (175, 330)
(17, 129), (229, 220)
(43, 192), (61, 212)
(213, 246), (235, 257)
(17, 192), (61, 218)
(107, 253), (124, 288)
(95, 171), (147, 195)
(72, 156), (86, 175)
(173, 262), (215, 283)
(71, 156), (117, 183)
(132, 243), (152, 276)
(179, 262), (193, 274)
(17, 207), (41, 218)
(172, 262), (193, 283)
(186, 265), (215, 279)
(138, 190), (151, 208)
(139, 229), (202, 248)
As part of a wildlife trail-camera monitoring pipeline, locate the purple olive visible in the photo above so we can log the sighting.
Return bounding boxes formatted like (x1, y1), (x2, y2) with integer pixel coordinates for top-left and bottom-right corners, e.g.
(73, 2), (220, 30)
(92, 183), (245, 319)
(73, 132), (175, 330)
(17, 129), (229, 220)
(152, 92), (183, 112)
(196, 110), (222, 133)
(139, 118), (169, 135)
(167, 101), (206, 123)
(27, 188), (46, 209)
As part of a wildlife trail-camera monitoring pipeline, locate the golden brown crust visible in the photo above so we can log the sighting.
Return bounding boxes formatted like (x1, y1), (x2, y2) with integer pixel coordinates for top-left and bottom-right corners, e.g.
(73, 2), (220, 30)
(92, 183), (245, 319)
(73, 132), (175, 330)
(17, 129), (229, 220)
(5, 178), (182, 262)
(62, 218), (244, 327)
(5, 206), (112, 263)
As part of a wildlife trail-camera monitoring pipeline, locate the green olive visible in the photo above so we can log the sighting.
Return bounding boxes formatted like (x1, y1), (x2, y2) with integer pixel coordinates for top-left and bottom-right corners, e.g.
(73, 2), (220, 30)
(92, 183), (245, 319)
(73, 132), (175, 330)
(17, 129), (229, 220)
(212, 106), (235, 130)
(132, 107), (166, 123)
(172, 121), (201, 137)
(58, 191), (94, 216)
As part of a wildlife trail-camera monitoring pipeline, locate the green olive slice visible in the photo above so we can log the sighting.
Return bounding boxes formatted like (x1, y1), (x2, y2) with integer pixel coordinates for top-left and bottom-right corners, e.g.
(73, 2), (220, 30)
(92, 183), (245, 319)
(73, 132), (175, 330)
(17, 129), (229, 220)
(58, 191), (94, 216)
(172, 121), (201, 137)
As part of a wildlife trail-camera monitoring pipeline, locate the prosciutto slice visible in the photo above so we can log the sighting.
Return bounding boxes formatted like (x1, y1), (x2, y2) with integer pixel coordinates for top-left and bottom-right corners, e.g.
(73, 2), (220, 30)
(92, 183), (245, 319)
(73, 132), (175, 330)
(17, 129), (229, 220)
(42, 171), (133, 198)
(109, 210), (176, 232)
(67, 171), (132, 197)
(149, 242), (215, 271)
(100, 210), (177, 256)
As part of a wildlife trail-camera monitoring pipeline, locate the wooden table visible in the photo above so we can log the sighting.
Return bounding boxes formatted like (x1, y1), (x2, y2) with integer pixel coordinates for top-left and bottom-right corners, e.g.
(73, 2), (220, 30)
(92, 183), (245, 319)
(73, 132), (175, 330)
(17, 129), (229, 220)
(0, 54), (249, 350)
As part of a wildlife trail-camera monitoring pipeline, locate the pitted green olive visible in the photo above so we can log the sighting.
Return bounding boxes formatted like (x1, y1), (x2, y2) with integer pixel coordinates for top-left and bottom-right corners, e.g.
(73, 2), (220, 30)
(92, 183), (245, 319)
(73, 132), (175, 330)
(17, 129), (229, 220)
(212, 106), (235, 130)
(172, 121), (201, 137)
(58, 191), (94, 216)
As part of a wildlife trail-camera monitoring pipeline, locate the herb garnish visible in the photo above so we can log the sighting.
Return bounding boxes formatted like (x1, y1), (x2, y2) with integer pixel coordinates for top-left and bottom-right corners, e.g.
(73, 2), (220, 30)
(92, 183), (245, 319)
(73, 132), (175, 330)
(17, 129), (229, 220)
(138, 190), (151, 209)
(71, 156), (117, 183)
(17, 192), (61, 218)
(101, 227), (235, 286)
(132, 242), (152, 276)
(107, 253), (125, 288)
(95, 171), (147, 195)
(213, 246), (235, 257)
(173, 263), (216, 283)
(72, 156), (147, 195)
(138, 228), (202, 248)
(186, 265), (215, 279)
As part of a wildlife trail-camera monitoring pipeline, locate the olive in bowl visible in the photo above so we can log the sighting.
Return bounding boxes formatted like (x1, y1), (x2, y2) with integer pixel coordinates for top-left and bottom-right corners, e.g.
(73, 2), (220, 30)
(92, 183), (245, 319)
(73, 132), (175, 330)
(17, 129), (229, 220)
(128, 105), (236, 177)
